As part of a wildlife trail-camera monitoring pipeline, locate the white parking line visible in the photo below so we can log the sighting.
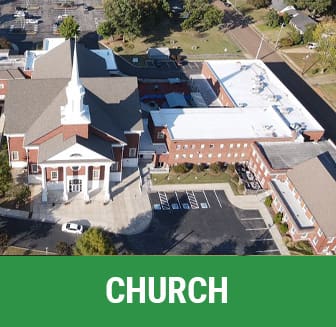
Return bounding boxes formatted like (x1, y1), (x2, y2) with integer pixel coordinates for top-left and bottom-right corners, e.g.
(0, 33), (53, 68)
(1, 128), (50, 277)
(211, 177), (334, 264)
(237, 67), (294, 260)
(175, 191), (181, 209)
(240, 217), (264, 221)
(203, 190), (210, 208)
(213, 190), (222, 208)
(245, 228), (268, 231)
(251, 238), (273, 242)
(255, 249), (279, 253)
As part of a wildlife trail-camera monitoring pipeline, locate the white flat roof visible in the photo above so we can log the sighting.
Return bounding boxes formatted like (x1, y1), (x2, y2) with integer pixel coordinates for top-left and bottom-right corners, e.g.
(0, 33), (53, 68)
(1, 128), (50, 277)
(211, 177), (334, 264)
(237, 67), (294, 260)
(24, 50), (47, 71)
(271, 179), (314, 229)
(91, 49), (117, 70)
(151, 107), (293, 140)
(206, 60), (324, 133)
(43, 38), (65, 51)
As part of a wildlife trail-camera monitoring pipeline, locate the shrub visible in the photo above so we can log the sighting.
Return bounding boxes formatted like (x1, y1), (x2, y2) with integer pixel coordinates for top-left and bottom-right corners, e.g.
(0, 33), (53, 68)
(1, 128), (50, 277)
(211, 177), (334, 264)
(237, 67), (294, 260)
(0, 232), (9, 253)
(172, 163), (191, 174)
(311, 67), (319, 75)
(226, 164), (235, 176)
(15, 185), (31, 208)
(280, 37), (293, 47)
(265, 9), (281, 28)
(273, 211), (283, 224)
(56, 241), (73, 256)
(209, 162), (221, 174)
(113, 46), (123, 52)
(231, 174), (239, 185)
(247, 0), (271, 9)
(264, 195), (273, 207)
(279, 222), (288, 235)
(238, 183), (245, 195)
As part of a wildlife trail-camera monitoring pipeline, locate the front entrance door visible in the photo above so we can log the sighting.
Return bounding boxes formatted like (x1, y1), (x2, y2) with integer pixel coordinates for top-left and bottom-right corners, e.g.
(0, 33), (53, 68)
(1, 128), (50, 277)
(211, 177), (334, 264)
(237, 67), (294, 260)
(69, 179), (82, 192)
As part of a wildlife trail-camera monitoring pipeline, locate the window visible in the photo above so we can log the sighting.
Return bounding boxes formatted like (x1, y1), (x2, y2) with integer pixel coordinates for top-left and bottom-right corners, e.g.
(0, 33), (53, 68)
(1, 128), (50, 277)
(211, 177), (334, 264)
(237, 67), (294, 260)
(229, 144), (233, 149)
(227, 153), (231, 158)
(301, 233), (308, 239)
(198, 154), (203, 158)
(328, 237), (335, 244)
(183, 144), (188, 150)
(234, 153), (238, 158)
(209, 144), (215, 149)
(200, 144), (205, 149)
(218, 153), (222, 158)
(11, 151), (19, 161)
(208, 153), (212, 158)
(110, 162), (119, 172)
(0, 84), (4, 89)
(243, 144), (248, 148)
(317, 228), (323, 237)
(51, 171), (58, 181)
(252, 150), (256, 156)
(241, 153), (245, 157)
(290, 226), (296, 235)
(191, 144), (196, 149)
(237, 143), (240, 148)
(93, 169), (100, 180)
(182, 154), (186, 159)
(220, 144), (224, 149)
(176, 144), (181, 150)
(71, 166), (80, 172)
(129, 148), (137, 157)
(175, 154), (179, 159)
(260, 163), (264, 170)
(313, 237), (318, 246)
(31, 164), (38, 174)
(189, 154), (193, 158)
(157, 131), (164, 139)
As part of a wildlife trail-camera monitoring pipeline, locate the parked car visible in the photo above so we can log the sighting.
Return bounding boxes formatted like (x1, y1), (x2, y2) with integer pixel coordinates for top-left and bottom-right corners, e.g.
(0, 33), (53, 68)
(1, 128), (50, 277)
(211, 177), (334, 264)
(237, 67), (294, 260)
(308, 42), (318, 49)
(61, 223), (84, 234)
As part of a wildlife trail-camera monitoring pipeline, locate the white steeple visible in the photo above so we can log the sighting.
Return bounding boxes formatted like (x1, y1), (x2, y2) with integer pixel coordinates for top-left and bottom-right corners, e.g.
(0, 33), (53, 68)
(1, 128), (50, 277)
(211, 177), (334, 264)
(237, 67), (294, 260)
(61, 40), (91, 125)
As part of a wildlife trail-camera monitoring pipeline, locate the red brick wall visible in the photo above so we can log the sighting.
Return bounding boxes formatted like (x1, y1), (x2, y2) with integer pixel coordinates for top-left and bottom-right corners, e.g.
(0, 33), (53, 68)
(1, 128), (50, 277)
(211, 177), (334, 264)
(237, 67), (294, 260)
(148, 116), (166, 143)
(27, 149), (40, 174)
(112, 147), (122, 172)
(124, 133), (140, 158)
(46, 167), (64, 182)
(32, 126), (63, 145)
(303, 130), (324, 142)
(8, 136), (26, 162)
(201, 63), (235, 107)
(0, 80), (8, 97)
(63, 124), (89, 140)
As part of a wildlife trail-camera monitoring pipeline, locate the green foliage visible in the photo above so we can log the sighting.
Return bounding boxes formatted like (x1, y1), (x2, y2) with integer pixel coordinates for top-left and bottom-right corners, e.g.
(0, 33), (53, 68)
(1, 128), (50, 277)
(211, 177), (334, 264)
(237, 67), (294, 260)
(247, 0), (271, 9)
(287, 24), (302, 45)
(265, 9), (281, 28)
(282, 13), (291, 25)
(56, 241), (73, 256)
(113, 46), (123, 52)
(59, 16), (80, 39)
(97, 21), (115, 38)
(303, 24), (316, 43)
(238, 183), (246, 195)
(279, 222), (288, 235)
(264, 195), (273, 207)
(313, 20), (336, 72)
(273, 211), (283, 224)
(74, 228), (116, 256)
(181, 0), (223, 31)
(172, 163), (192, 174)
(285, 0), (332, 15)
(0, 148), (12, 197)
(0, 232), (9, 252)
(209, 162), (222, 174)
(231, 174), (240, 185)
(14, 185), (30, 208)
(280, 37), (294, 47)
(226, 164), (235, 176)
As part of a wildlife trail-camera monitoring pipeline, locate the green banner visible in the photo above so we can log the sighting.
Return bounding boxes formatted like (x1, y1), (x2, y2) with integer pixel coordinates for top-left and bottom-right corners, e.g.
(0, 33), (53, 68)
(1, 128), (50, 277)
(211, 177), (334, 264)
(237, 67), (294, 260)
(0, 256), (334, 326)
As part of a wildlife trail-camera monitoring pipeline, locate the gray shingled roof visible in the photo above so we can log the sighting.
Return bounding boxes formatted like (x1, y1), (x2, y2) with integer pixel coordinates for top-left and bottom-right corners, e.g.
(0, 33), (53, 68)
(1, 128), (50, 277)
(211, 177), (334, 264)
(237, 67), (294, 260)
(290, 13), (316, 33)
(257, 141), (336, 170)
(38, 133), (115, 163)
(271, 0), (288, 11)
(32, 39), (110, 79)
(287, 155), (336, 237)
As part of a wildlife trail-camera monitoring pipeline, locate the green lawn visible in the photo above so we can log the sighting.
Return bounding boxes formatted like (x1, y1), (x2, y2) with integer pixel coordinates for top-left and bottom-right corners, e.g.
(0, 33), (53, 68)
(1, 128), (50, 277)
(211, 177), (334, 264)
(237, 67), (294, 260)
(3, 246), (56, 256)
(317, 83), (336, 111)
(285, 52), (319, 74)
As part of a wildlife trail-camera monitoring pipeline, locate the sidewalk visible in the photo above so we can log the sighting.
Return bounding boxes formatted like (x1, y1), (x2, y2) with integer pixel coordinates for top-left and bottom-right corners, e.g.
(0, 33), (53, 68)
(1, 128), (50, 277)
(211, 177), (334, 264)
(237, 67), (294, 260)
(150, 182), (290, 255)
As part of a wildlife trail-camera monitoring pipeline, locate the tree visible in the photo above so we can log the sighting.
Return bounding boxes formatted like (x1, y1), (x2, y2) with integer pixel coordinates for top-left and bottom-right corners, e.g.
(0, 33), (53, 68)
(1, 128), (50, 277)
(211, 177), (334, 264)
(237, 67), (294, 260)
(203, 6), (223, 30)
(14, 185), (30, 208)
(0, 232), (9, 253)
(59, 16), (80, 39)
(313, 20), (336, 72)
(0, 145), (12, 197)
(303, 23), (316, 43)
(97, 21), (115, 38)
(265, 9), (280, 28)
(56, 241), (73, 255)
(74, 228), (116, 256)
(247, 0), (271, 9)
(282, 12), (290, 25)
(285, 0), (333, 15)
(287, 24), (302, 45)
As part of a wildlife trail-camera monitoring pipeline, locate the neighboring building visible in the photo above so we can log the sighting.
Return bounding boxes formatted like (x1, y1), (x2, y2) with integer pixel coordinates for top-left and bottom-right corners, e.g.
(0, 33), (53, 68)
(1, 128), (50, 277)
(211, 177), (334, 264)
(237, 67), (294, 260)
(147, 47), (170, 61)
(249, 140), (336, 188)
(4, 39), (143, 203)
(290, 13), (317, 34)
(270, 154), (336, 255)
(271, 0), (296, 15)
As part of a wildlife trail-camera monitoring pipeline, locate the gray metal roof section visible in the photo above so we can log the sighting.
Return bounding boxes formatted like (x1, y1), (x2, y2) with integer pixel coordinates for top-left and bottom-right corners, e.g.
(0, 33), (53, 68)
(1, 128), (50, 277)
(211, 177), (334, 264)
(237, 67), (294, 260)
(257, 140), (336, 170)
(287, 155), (336, 237)
(32, 39), (110, 79)
(38, 133), (114, 163)
(270, 0), (288, 11)
(290, 13), (316, 32)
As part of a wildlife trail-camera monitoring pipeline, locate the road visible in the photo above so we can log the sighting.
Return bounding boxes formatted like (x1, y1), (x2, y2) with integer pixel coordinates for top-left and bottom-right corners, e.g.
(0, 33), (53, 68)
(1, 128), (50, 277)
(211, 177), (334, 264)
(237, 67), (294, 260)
(0, 216), (77, 253)
(227, 20), (336, 142)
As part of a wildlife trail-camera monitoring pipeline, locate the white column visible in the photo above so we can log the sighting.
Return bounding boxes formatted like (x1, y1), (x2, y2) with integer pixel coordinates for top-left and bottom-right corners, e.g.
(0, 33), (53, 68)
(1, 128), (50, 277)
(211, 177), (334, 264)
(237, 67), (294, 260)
(63, 166), (68, 201)
(83, 165), (89, 202)
(103, 163), (111, 203)
(41, 166), (47, 202)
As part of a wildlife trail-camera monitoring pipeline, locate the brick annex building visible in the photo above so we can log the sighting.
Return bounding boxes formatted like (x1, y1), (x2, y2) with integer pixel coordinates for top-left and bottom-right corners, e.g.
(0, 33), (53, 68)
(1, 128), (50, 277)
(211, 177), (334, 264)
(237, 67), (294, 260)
(4, 39), (143, 203)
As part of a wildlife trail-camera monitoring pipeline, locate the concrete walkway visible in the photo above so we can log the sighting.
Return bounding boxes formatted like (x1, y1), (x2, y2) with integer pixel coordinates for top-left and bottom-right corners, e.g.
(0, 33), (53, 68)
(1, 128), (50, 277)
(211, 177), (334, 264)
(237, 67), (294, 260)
(30, 168), (152, 235)
(150, 182), (290, 255)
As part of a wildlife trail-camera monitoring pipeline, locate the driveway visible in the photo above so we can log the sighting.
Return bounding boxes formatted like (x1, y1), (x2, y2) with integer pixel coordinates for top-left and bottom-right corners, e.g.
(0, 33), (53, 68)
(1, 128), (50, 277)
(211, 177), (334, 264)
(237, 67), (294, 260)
(116, 190), (280, 255)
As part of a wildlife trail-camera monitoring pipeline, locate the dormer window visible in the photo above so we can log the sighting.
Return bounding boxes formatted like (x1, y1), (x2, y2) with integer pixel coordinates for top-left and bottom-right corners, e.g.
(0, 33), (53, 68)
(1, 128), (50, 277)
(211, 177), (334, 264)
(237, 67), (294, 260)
(70, 153), (82, 158)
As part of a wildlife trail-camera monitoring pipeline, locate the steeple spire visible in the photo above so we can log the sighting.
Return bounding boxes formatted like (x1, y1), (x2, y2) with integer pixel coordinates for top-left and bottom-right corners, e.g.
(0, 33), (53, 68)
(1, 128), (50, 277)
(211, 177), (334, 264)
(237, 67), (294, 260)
(60, 39), (91, 125)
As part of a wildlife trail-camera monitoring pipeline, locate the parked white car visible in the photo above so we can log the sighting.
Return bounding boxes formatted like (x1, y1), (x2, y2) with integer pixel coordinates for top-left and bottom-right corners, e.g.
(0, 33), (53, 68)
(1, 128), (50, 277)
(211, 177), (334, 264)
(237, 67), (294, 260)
(61, 223), (84, 234)
(308, 42), (318, 49)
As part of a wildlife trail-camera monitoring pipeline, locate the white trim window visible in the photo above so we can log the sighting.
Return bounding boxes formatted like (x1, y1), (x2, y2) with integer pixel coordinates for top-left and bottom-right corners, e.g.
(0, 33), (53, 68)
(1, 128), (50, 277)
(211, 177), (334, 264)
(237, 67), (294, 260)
(31, 164), (38, 174)
(200, 144), (205, 149)
(189, 154), (193, 158)
(11, 151), (19, 161)
(317, 228), (323, 238)
(243, 143), (248, 148)
(220, 144), (224, 149)
(128, 148), (137, 158)
(93, 169), (100, 180)
(198, 154), (203, 158)
(51, 171), (58, 181)
(110, 162), (119, 172)
(313, 237), (318, 246)
(217, 153), (222, 158)
(0, 83), (4, 89)
(175, 154), (179, 159)
(157, 131), (164, 139)
(327, 237), (335, 244)
(208, 153), (212, 158)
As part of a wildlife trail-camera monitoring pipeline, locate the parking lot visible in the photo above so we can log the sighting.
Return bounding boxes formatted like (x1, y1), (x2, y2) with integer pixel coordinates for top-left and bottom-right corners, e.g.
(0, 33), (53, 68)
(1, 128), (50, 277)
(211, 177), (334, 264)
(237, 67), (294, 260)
(118, 190), (280, 255)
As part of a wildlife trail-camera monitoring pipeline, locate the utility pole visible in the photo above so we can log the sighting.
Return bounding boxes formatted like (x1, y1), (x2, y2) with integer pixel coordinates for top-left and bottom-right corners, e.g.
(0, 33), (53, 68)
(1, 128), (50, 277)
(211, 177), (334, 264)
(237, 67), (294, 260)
(275, 23), (285, 49)
(255, 35), (264, 59)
